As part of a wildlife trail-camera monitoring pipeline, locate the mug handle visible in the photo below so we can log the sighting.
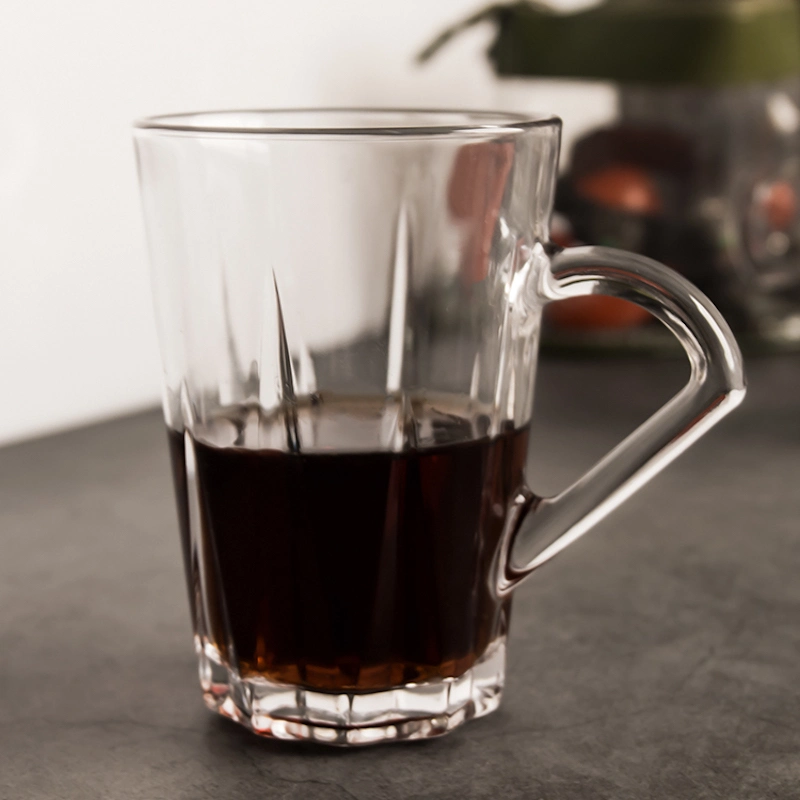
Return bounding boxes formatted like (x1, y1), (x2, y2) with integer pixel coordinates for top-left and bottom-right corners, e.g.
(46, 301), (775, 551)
(497, 245), (746, 594)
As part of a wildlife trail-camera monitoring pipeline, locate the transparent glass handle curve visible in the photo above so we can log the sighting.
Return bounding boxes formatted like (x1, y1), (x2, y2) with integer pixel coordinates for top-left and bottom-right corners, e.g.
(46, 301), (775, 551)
(498, 245), (747, 594)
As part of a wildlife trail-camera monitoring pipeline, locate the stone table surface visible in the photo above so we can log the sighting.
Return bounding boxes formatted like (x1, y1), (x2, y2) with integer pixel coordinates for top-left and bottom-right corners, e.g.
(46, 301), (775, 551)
(2, 356), (799, 800)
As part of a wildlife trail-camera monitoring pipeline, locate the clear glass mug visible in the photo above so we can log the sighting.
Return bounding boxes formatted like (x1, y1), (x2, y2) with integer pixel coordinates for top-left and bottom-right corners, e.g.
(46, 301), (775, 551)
(134, 110), (745, 746)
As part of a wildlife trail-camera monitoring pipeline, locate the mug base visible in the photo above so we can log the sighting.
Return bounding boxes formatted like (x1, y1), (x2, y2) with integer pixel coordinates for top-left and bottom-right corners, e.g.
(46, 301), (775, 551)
(198, 637), (506, 746)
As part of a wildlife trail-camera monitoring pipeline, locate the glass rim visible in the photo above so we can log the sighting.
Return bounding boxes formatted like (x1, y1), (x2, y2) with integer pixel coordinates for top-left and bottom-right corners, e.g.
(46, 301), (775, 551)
(132, 107), (561, 137)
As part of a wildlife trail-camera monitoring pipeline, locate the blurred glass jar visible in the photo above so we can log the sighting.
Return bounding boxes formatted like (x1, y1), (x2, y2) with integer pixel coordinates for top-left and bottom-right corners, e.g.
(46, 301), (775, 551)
(422, 0), (800, 350)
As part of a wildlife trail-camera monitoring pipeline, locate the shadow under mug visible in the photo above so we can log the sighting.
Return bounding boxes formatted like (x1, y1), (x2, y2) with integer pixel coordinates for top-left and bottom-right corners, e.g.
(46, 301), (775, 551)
(134, 109), (745, 746)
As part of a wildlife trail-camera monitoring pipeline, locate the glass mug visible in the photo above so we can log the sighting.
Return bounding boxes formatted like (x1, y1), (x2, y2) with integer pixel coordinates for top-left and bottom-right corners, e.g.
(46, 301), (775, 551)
(134, 110), (745, 746)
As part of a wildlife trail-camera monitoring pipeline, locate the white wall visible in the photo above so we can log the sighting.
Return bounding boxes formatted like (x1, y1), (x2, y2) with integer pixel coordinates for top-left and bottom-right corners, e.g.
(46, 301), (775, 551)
(0, 0), (601, 446)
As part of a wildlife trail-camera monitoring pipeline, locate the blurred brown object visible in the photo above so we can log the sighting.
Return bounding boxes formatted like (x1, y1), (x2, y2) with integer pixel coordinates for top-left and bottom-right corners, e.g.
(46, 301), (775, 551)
(546, 293), (653, 331)
(570, 126), (695, 182)
(575, 164), (664, 216)
(448, 141), (514, 283)
(762, 180), (797, 231)
(545, 219), (652, 332)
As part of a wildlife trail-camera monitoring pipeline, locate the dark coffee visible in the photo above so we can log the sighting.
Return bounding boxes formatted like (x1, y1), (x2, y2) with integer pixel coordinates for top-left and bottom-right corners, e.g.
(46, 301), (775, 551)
(168, 396), (529, 692)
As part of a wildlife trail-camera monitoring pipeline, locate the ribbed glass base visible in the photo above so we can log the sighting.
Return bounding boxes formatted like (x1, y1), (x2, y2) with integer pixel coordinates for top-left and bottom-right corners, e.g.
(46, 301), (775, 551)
(198, 637), (506, 746)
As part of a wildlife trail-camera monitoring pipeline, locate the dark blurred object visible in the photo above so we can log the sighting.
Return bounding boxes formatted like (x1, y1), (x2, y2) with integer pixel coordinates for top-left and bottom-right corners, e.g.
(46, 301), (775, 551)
(422, 0), (800, 350)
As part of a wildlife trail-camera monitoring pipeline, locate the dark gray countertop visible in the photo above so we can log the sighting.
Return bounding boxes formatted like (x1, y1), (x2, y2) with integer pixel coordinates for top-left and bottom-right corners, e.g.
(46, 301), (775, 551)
(2, 356), (799, 800)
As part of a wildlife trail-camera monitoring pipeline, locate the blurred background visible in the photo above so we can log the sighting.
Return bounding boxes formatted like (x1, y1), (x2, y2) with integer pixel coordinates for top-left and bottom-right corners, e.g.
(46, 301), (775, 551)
(0, 0), (600, 447)
(6, 0), (800, 447)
